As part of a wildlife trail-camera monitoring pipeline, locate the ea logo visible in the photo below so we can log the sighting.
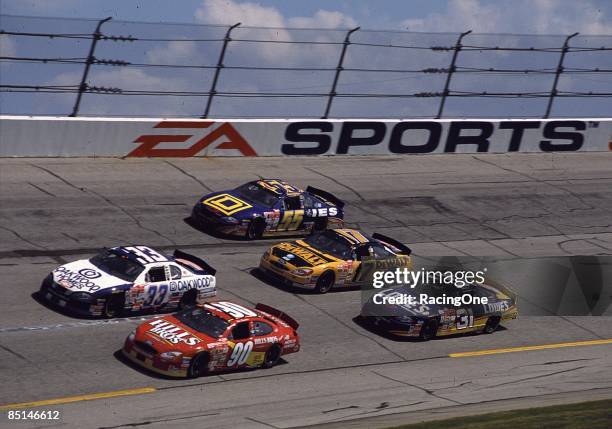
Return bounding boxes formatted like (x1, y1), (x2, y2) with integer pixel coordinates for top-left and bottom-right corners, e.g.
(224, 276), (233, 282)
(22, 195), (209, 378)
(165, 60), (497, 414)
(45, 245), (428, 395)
(78, 268), (101, 279)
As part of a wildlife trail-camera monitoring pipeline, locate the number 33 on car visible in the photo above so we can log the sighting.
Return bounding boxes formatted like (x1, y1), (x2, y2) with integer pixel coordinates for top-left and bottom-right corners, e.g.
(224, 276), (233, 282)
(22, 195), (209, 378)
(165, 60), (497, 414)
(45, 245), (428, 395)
(122, 301), (300, 378)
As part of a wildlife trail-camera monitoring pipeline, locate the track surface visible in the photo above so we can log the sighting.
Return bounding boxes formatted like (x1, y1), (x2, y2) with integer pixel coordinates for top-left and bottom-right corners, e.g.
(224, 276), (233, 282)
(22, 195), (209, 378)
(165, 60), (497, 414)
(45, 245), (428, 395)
(0, 153), (611, 428)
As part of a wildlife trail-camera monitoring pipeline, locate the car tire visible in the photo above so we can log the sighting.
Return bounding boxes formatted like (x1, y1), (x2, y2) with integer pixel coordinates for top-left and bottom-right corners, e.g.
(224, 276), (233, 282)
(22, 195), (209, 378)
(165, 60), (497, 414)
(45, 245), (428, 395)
(188, 352), (209, 378)
(484, 316), (501, 334)
(313, 217), (328, 232)
(315, 271), (335, 294)
(262, 344), (282, 369)
(246, 218), (265, 240)
(419, 319), (438, 341)
(178, 289), (198, 310)
(103, 293), (125, 318)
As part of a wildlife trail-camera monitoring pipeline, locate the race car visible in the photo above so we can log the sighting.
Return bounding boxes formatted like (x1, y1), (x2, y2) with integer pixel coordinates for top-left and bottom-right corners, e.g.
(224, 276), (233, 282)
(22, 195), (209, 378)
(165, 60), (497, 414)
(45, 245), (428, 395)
(259, 228), (413, 293)
(122, 301), (300, 377)
(39, 246), (216, 317)
(191, 179), (344, 239)
(360, 280), (518, 340)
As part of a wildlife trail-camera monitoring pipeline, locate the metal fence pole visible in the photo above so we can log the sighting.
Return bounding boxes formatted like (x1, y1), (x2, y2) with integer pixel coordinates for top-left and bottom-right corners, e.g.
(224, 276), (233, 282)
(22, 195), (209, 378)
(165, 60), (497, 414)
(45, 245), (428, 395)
(544, 32), (579, 118)
(70, 16), (112, 117)
(322, 26), (360, 119)
(202, 22), (241, 119)
(436, 30), (471, 119)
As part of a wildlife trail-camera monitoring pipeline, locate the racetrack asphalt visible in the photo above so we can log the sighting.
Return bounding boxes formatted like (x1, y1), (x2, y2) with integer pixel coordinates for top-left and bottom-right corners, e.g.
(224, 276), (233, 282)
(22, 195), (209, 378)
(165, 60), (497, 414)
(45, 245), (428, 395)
(0, 153), (611, 428)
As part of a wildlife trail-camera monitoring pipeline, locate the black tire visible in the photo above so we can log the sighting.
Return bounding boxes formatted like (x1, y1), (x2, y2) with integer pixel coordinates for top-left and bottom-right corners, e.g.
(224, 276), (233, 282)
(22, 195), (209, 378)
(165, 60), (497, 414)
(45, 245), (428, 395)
(315, 271), (335, 294)
(103, 293), (125, 318)
(262, 344), (282, 369)
(484, 316), (501, 334)
(179, 289), (198, 310)
(419, 319), (438, 341)
(246, 218), (265, 240)
(313, 217), (328, 232)
(188, 352), (209, 378)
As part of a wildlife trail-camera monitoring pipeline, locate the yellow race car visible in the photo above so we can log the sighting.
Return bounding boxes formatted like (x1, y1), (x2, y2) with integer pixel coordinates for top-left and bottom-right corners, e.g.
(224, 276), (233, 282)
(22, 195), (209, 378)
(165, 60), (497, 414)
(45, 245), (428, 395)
(259, 228), (413, 293)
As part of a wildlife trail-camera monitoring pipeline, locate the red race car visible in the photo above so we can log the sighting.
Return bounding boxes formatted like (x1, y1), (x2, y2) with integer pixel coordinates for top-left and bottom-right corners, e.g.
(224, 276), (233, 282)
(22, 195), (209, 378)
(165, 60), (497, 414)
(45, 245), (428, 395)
(122, 301), (300, 378)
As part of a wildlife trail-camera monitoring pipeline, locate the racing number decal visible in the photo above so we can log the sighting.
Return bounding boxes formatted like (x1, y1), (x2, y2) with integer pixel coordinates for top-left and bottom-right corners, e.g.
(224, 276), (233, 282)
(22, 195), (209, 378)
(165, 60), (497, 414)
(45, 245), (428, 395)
(277, 210), (304, 231)
(207, 302), (257, 318)
(456, 313), (474, 330)
(227, 341), (254, 367)
(144, 284), (168, 306)
(124, 246), (167, 264)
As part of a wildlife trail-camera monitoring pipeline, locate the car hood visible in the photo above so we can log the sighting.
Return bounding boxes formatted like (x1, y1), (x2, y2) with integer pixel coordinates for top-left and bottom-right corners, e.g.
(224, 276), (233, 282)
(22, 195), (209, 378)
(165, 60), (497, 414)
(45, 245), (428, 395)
(52, 260), (129, 293)
(136, 315), (220, 353)
(198, 190), (268, 219)
(271, 240), (340, 268)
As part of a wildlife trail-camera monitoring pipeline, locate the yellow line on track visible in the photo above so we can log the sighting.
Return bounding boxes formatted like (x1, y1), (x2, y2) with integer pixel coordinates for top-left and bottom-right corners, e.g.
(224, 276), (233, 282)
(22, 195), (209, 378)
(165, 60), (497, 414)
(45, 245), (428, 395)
(0, 387), (156, 410)
(450, 338), (612, 358)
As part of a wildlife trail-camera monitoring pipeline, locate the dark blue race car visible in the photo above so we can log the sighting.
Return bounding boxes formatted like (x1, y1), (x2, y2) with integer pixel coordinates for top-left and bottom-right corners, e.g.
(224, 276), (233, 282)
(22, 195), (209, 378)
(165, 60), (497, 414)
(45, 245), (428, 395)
(191, 179), (345, 240)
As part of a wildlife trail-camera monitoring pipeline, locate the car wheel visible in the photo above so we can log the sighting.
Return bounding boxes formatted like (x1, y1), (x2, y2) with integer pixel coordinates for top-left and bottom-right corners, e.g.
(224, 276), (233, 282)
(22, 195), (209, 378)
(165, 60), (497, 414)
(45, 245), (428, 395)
(262, 344), (282, 369)
(179, 289), (198, 310)
(419, 319), (438, 341)
(315, 271), (335, 294)
(246, 218), (265, 240)
(313, 217), (328, 232)
(103, 293), (125, 318)
(188, 352), (209, 378)
(484, 316), (501, 334)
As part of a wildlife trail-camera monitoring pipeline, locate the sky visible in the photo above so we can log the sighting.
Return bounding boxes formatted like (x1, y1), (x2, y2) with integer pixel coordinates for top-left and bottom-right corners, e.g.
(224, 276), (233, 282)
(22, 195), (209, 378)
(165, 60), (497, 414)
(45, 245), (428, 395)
(1, 0), (611, 118)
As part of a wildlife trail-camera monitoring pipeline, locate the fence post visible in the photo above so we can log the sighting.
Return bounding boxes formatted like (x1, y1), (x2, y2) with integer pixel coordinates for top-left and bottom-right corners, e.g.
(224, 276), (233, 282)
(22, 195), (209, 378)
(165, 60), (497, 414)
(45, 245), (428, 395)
(70, 16), (112, 117)
(544, 32), (579, 118)
(202, 22), (241, 119)
(436, 30), (471, 119)
(322, 26), (360, 119)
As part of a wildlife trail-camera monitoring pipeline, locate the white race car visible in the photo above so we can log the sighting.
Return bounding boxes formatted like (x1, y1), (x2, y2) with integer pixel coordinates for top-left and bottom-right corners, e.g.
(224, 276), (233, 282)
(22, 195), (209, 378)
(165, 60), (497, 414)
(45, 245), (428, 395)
(39, 246), (216, 317)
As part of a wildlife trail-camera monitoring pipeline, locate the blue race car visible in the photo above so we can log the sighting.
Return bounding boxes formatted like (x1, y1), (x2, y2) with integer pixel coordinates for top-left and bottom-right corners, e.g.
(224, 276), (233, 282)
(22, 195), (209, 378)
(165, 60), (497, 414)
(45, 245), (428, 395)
(191, 179), (345, 240)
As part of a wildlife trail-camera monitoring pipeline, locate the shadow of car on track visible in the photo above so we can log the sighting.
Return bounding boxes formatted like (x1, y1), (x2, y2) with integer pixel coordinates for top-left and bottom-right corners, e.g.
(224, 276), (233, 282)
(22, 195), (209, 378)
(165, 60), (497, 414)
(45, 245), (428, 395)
(352, 315), (507, 342)
(250, 267), (361, 295)
(31, 290), (166, 320)
(114, 349), (289, 380)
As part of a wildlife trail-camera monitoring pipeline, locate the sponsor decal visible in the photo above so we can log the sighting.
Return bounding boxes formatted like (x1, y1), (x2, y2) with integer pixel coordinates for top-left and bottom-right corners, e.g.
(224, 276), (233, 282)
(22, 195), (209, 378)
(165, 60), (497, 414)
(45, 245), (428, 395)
(486, 301), (509, 313)
(254, 336), (279, 345)
(78, 268), (101, 279)
(277, 242), (327, 266)
(169, 277), (213, 292)
(147, 319), (201, 345)
(305, 207), (338, 217)
(203, 193), (252, 216)
(54, 266), (101, 292)
(282, 120), (591, 155)
(128, 121), (256, 157)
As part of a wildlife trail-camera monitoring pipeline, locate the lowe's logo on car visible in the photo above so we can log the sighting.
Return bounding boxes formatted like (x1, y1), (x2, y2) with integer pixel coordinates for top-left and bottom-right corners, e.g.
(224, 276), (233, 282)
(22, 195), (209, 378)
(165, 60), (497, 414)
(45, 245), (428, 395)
(148, 319), (201, 345)
(168, 277), (213, 292)
(54, 266), (101, 292)
(282, 120), (593, 155)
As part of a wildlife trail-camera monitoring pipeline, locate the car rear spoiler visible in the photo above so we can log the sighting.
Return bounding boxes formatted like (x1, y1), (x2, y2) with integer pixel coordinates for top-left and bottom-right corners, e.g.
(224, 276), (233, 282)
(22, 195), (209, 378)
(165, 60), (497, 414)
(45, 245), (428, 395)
(255, 303), (300, 330)
(306, 186), (345, 209)
(372, 233), (412, 256)
(173, 249), (216, 276)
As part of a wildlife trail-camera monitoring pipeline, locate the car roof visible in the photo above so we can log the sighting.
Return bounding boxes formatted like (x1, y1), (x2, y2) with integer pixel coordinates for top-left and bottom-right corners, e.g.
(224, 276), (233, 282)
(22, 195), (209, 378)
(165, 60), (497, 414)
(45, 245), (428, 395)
(200, 301), (265, 323)
(110, 246), (171, 266)
(254, 179), (303, 197)
(330, 228), (373, 246)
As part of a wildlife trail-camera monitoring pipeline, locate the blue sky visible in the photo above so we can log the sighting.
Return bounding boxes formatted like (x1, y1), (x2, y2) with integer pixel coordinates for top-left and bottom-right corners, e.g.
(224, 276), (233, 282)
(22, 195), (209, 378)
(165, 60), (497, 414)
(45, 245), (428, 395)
(1, 1), (610, 118)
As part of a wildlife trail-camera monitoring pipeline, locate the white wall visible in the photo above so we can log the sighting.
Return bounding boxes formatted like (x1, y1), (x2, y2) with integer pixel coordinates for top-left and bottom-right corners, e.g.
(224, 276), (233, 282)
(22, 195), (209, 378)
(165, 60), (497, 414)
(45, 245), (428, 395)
(1, 116), (610, 157)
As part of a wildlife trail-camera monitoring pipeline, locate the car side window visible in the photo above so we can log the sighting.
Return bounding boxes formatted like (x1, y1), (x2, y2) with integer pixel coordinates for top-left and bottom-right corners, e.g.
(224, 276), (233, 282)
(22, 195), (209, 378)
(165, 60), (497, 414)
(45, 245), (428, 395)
(251, 321), (273, 337)
(303, 194), (323, 209)
(169, 265), (181, 280)
(146, 266), (167, 283)
(371, 243), (393, 259)
(230, 322), (251, 340)
(283, 196), (302, 211)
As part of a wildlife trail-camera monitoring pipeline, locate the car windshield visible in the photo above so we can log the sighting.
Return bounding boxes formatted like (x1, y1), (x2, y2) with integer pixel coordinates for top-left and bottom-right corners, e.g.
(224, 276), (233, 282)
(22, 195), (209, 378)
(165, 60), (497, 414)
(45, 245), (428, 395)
(303, 230), (353, 259)
(174, 307), (229, 338)
(89, 250), (144, 282)
(235, 183), (278, 208)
